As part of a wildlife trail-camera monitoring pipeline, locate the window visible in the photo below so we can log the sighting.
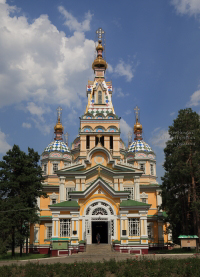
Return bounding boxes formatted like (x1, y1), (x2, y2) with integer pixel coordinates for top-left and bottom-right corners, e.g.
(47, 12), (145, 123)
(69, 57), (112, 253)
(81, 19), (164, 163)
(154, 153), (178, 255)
(98, 91), (102, 104)
(43, 164), (47, 175)
(53, 163), (58, 174)
(147, 223), (153, 239)
(66, 187), (75, 201)
(52, 199), (57, 204)
(150, 164), (154, 175)
(126, 187), (134, 200)
(60, 219), (71, 237)
(86, 135), (90, 149)
(140, 163), (145, 171)
(46, 225), (52, 239)
(142, 198), (147, 203)
(110, 136), (113, 149)
(100, 136), (104, 146)
(128, 218), (140, 236)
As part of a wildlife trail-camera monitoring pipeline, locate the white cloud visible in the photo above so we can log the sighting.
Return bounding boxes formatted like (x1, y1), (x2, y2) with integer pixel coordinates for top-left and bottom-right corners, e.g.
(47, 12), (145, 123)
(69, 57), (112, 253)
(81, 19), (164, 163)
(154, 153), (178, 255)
(187, 90), (200, 106)
(0, 130), (11, 154)
(0, 2), (94, 111)
(171, 0), (200, 16)
(22, 122), (31, 129)
(115, 60), (134, 82)
(125, 110), (131, 115)
(170, 112), (175, 116)
(120, 118), (132, 139)
(150, 128), (170, 149)
(107, 63), (113, 73)
(115, 88), (129, 98)
(58, 6), (93, 32)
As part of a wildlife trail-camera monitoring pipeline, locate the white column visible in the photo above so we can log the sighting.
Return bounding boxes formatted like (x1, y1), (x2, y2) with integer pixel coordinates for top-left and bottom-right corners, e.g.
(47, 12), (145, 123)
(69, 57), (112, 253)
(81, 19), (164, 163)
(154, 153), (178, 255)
(59, 176), (65, 202)
(156, 190), (162, 210)
(114, 178), (118, 190)
(134, 176), (140, 201)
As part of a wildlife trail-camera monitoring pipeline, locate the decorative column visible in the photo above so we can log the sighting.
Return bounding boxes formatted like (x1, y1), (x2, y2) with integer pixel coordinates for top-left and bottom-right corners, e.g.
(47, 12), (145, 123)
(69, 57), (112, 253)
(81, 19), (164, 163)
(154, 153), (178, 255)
(80, 177), (86, 191)
(90, 136), (95, 149)
(139, 211), (148, 244)
(120, 211), (128, 245)
(134, 176), (140, 202)
(75, 177), (80, 191)
(114, 178), (118, 191)
(59, 176), (65, 202)
(52, 213), (60, 238)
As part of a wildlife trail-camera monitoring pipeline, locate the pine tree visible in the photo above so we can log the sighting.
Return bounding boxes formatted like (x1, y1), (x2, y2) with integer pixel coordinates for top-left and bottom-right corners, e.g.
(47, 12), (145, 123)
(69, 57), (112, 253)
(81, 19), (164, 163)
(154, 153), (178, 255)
(161, 108), (200, 247)
(0, 145), (46, 256)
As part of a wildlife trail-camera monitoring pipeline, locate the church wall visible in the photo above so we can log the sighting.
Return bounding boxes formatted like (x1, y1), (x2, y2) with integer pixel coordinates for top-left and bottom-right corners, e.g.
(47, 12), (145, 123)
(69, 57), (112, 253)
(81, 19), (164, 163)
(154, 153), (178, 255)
(91, 151), (107, 167)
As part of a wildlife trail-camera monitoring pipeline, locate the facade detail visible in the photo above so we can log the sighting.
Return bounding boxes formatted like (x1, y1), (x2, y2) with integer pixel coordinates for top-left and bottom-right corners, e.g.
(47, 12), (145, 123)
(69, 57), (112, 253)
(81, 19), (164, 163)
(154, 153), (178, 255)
(29, 28), (169, 256)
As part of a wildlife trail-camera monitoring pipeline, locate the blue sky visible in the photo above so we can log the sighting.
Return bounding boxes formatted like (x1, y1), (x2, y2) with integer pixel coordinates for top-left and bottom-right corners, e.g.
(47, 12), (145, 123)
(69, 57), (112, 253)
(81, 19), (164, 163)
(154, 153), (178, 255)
(1, 0), (200, 183)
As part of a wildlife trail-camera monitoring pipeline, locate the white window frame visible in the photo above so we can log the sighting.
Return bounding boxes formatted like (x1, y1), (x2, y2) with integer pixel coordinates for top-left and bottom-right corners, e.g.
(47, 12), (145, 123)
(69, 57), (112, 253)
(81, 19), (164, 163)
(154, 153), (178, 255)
(60, 219), (71, 237)
(147, 222), (153, 239)
(140, 192), (148, 203)
(125, 187), (134, 200)
(43, 163), (48, 175)
(34, 226), (39, 243)
(45, 223), (52, 240)
(138, 162), (146, 174)
(50, 192), (59, 205)
(98, 90), (102, 104)
(66, 187), (75, 201)
(128, 218), (140, 236)
(150, 163), (154, 175)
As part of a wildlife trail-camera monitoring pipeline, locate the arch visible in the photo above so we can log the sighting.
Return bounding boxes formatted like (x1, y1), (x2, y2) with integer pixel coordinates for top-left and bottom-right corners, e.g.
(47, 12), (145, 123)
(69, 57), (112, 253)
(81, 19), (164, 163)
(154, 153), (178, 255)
(95, 113), (105, 119)
(84, 199), (116, 216)
(82, 126), (94, 132)
(87, 146), (112, 164)
(95, 125), (106, 132)
(83, 113), (94, 119)
(107, 113), (117, 119)
(107, 126), (119, 132)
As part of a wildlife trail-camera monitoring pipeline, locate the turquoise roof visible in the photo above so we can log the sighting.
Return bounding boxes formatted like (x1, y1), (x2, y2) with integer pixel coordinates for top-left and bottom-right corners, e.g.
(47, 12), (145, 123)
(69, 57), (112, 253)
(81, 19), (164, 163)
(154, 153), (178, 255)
(128, 139), (152, 153)
(178, 235), (198, 239)
(44, 140), (70, 153)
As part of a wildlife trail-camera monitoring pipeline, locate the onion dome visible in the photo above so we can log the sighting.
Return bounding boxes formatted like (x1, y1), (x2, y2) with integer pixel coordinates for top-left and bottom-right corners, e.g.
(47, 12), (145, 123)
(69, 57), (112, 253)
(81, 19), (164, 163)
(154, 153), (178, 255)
(128, 140), (152, 153)
(92, 39), (107, 70)
(44, 140), (70, 153)
(43, 106), (71, 153)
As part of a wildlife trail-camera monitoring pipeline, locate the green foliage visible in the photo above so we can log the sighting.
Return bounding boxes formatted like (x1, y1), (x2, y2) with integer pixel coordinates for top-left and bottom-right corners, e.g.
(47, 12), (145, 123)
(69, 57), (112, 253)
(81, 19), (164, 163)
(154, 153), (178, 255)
(161, 108), (200, 243)
(0, 258), (200, 277)
(0, 145), (47, 255)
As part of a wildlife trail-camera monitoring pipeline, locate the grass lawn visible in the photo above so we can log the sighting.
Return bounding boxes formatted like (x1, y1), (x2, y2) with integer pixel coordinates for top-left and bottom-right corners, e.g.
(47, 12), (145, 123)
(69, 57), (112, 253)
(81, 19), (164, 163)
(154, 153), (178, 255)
(0, 258), (200, 277)
(0, 253), (50, 261)
(149, 248), (199, 254)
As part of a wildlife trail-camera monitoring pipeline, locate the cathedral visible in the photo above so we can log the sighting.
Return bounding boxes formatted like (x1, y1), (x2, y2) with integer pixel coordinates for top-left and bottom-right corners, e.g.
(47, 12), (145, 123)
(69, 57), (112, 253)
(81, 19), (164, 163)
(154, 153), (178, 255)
(29, 28), (170, 256)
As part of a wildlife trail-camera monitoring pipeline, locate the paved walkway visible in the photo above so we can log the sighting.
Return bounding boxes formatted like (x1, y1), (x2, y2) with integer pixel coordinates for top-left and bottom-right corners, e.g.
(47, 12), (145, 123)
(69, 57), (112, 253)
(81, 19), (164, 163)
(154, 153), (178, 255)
(0, 244), (198, 267)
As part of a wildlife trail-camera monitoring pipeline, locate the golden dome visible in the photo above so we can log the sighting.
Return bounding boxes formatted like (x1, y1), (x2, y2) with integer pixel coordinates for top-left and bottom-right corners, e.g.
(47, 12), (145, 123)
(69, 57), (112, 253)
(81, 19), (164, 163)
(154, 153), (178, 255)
(92, 57), (107, 70)
(96, 43), (104, 51)
(54, 118), (64, 132)
(134, 120), (143, 132)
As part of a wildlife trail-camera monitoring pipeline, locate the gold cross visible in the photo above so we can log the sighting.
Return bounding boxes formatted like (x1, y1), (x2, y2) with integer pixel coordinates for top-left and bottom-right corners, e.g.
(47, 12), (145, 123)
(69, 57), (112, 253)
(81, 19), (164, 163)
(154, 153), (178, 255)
(97, 166), (102, 177)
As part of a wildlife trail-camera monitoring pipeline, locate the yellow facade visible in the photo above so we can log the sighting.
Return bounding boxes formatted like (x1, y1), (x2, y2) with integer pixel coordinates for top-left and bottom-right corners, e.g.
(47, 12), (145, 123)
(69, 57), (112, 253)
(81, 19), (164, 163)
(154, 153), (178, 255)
(29, 28), (170, 256)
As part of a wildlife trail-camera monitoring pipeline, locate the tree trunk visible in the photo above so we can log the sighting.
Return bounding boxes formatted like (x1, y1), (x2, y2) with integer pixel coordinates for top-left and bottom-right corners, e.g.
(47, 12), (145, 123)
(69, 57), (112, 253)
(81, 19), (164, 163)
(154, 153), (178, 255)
(26, 236), (28, 255)
(12, 227), (15, 257)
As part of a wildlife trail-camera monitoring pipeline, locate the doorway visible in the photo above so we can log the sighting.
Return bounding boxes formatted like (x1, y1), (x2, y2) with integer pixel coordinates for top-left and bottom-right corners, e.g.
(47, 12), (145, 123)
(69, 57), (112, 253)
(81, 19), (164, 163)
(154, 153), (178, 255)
(92, 221), (108, 244)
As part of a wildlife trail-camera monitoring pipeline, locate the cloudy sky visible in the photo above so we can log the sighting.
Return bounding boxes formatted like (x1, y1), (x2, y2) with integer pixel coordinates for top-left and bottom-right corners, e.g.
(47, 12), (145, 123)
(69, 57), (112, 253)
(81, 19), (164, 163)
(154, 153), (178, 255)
(1, 0), (200, 183)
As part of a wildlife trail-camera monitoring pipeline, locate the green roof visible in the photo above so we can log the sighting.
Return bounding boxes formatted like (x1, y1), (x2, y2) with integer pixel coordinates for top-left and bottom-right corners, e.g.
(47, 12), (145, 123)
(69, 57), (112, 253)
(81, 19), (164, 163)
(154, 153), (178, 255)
(39, 216), (52, 218)
(178, 235), (198, 239)
(49, 200), (79, 207)
(120, 200), (150, 207)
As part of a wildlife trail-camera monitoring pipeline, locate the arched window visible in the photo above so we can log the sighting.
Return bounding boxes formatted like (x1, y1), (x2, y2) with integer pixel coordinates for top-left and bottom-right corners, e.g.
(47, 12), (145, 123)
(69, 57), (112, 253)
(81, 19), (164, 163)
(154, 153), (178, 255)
(98, 91), (102, 104)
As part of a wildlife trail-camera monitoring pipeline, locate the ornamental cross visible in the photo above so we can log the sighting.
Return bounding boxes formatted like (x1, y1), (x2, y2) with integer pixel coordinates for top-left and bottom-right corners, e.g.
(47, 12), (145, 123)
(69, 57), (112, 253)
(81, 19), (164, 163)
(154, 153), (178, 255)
(96, 28), (105, 41)
(97, 166), (102, 177)
(57, 106), (62, 120)
(134, 106), (140, 121)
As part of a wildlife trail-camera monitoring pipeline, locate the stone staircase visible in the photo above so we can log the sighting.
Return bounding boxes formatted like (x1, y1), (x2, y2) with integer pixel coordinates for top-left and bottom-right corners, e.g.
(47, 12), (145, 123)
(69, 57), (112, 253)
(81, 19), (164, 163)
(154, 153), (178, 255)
(71, 244), (132, 260)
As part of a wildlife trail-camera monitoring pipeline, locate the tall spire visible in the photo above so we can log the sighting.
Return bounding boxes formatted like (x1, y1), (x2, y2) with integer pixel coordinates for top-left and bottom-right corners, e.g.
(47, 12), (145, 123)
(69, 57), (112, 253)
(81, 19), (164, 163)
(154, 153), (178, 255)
(54, 106), (64, 141)
(134, 105), (143, 140)
(92, 28), (107, 78)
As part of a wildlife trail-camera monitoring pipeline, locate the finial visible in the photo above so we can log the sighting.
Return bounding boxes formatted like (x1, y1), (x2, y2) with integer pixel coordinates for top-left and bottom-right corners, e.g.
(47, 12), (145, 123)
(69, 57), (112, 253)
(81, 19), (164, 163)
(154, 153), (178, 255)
(133, 105), (143, 141)
(97, 166), (102, 177)
(134, 106), (140, 122)
(96, 28), (105, 42)
(57, 106), (62, 122)
(54, 106), (64, 140)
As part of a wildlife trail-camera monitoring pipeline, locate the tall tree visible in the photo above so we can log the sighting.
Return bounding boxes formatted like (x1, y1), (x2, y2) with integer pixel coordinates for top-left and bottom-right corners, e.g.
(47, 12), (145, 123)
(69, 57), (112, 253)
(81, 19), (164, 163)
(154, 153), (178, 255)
(0, 145), (46, 256)
(161, 108), (200, 246)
